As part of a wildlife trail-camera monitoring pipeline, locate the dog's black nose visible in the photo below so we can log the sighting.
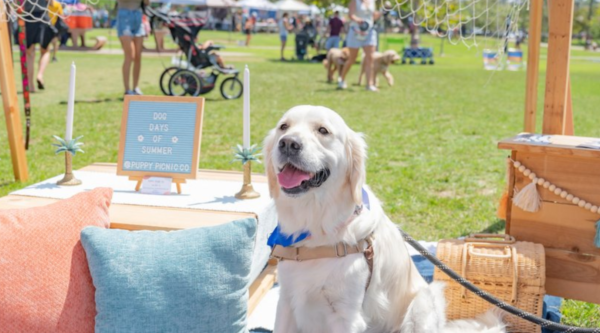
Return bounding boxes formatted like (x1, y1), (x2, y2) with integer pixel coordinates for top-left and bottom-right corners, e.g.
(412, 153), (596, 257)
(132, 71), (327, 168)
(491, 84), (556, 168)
(278, 136), (302, 155)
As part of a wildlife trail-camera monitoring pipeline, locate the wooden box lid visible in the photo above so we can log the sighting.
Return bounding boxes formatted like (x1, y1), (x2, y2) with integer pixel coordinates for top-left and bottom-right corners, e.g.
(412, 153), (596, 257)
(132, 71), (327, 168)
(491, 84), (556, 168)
(498, 134), (600, 158)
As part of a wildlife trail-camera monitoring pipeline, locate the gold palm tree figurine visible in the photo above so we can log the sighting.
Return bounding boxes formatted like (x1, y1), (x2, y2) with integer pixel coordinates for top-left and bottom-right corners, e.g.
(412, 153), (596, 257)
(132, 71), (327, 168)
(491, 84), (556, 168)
(233, 144), (261, 199)
(53, 135), (84, 186)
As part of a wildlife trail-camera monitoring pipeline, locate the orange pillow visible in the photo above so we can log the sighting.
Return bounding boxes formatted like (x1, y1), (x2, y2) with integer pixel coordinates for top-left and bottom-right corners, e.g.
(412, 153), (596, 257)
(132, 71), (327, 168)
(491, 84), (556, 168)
(0, 188), (112, 332)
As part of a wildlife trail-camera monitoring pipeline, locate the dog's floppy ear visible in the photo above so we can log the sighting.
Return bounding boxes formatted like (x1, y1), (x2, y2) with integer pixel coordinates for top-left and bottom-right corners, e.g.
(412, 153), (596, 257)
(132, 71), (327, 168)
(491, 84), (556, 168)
(346, 129), (367, 206)
(263, 129), (280, 199)
(385, 52), (395, 65)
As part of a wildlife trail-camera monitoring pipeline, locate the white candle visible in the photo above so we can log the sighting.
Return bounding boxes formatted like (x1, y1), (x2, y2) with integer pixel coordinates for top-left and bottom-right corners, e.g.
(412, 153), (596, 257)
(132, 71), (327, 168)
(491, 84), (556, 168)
(243, 65), (250, 149)
(65, 62), (76, 142)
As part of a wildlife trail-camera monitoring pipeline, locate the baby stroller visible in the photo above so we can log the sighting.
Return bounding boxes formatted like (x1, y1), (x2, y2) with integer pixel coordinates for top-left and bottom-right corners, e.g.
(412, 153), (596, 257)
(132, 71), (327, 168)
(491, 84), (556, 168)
(295, 21), (317, 61)
(295, 31), (309, 60)
(147, 8), (243, 99)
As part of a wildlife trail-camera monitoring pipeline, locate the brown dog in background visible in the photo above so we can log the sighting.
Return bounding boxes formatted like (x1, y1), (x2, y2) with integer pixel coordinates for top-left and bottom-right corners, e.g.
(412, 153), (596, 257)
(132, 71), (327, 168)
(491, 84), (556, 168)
(323, 47), (350, 83)
(358, 50), (401, 87)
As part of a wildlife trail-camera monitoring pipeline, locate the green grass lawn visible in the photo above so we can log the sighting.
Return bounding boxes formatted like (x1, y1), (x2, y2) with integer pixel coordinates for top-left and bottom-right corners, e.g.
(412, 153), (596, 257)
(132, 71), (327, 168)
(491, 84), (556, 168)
(1, 29), (599, 326)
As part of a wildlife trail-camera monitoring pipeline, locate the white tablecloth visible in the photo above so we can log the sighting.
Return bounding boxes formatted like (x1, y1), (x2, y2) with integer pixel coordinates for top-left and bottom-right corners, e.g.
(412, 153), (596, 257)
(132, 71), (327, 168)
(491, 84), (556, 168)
(11, 170), (278, 284)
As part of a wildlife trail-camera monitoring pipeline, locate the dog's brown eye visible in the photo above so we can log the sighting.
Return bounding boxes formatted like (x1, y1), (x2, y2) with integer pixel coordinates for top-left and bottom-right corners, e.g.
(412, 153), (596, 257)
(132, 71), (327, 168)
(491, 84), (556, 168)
(280, 123), (289, 131)
(318, 127), (329, 135)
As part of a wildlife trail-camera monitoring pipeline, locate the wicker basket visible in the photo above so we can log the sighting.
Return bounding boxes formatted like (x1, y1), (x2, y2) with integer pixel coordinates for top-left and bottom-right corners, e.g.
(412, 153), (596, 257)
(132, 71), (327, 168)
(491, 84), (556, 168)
(434, 234), (546, 333)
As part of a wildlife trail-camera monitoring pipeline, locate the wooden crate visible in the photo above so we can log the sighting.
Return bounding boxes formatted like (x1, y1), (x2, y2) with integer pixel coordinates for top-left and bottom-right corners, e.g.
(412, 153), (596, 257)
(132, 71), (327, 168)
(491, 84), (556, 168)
(498, 135), (600, 303)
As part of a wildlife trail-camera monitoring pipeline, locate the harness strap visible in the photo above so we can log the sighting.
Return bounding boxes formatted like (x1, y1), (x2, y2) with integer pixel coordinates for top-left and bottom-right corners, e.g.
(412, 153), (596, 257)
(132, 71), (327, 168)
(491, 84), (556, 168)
(271, 234), (375, 290)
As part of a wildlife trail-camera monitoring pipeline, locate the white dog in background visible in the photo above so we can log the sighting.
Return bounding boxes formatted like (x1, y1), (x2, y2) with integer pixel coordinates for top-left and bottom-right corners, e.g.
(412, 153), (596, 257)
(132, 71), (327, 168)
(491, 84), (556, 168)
(264, 105), (506, 333)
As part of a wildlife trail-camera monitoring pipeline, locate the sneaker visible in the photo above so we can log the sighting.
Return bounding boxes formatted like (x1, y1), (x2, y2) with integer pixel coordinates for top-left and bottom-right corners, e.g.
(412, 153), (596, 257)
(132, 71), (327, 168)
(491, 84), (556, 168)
(337, 80), (347, 90)
(52, 57), (58, 63)
(124, 90), (136, 95)
(366, 85), (379, 92)
(134, 87), (144, 95)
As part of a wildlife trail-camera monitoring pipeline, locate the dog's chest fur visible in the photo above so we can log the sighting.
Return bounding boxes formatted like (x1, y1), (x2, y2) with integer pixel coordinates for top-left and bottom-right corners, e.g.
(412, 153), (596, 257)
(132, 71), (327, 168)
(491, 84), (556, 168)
(278, 254), (371, 332)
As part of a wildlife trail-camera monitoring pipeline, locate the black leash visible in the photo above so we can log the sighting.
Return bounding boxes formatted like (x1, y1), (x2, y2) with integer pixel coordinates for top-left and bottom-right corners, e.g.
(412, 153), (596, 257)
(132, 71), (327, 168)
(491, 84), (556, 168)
(397, 227), (600, 333)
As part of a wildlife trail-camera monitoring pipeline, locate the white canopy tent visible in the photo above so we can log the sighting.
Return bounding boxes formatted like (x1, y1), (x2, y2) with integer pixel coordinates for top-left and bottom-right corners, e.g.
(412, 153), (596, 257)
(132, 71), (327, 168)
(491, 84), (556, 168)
(236, 0), (277, 10)
(328, 4), (348, 14)
(308, 4), (321, 15)
(274, 0), (310, 12)
(150, 0), (236, 7)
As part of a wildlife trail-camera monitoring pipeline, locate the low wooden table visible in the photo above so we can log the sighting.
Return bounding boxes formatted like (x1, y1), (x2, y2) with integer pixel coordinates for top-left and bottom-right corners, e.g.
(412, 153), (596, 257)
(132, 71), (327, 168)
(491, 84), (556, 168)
(0, 163), (277, 315)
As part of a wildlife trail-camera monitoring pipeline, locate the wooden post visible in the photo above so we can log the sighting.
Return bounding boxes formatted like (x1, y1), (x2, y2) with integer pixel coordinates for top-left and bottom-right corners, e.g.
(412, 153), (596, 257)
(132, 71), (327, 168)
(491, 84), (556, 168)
(0, 7), (29, 181)
(542, 0), (575, 134)
(524, 0), (543, 133)
(564, 79), (574, 135)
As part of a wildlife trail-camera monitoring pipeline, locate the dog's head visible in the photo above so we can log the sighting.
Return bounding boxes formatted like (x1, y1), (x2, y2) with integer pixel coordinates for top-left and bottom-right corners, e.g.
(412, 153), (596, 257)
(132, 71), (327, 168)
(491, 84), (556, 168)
(383, 50), (401, 65)
(341, 47), (351, 59)
(263, 105), (366, 206)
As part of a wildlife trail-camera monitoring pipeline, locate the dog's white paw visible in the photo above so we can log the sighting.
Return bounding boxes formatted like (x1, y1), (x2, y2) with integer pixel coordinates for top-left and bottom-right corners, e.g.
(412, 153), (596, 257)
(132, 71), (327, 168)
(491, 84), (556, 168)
(399, 282), (447, 333)
(443, 308), (506, 333)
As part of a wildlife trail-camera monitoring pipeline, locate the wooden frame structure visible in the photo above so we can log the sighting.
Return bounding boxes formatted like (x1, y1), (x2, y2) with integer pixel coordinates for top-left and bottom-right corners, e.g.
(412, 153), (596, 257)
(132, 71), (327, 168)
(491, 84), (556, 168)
(0, 0), (28, 181)
(500, 0), (600, 304)
(524, 0), (575, 135)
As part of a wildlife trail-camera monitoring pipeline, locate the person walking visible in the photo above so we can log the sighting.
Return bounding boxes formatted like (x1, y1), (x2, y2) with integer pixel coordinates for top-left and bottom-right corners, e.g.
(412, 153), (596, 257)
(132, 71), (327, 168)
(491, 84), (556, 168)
(116, 0), (148, 95)
(48, 0), (63, 62)
(279, 12), (293, 60)
(244, 12), (256, 46)
(338, 0), (381, 91)
(23, 0), (51, 92)
(35, 0), (63, 89)
(325, 10), (344, 51)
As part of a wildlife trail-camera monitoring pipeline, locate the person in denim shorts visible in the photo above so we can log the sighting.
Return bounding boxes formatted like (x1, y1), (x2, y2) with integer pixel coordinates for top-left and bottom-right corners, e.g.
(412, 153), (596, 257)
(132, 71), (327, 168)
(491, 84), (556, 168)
(279, 13), (293, 60)
(325, 11), (344, 51)
(338, 0), (381, 92)
(117, 0), (148, 95)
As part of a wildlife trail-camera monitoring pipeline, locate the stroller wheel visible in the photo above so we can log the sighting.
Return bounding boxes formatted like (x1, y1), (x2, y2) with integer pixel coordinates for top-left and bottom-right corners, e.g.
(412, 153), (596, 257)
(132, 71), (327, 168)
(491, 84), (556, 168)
(160, 66), (180, 95)
(220, 77), (243, 100)
(169, 70), (202, 97)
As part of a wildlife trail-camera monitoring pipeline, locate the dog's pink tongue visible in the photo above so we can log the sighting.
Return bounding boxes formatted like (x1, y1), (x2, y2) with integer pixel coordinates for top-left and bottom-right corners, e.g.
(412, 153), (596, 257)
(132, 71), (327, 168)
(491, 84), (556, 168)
(278, 166), (311, 189)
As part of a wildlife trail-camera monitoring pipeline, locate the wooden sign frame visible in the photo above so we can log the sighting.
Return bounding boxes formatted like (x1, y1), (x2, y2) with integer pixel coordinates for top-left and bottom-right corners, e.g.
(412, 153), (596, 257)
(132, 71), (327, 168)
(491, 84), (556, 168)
(117, 95), (204, 194)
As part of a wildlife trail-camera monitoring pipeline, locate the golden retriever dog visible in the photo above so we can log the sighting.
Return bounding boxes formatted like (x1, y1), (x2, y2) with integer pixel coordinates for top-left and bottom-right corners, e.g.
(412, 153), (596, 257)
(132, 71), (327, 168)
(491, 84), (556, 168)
(264, 105), (506, 333)
(323, 47), (350, 83)
(358, 50), (401, 87)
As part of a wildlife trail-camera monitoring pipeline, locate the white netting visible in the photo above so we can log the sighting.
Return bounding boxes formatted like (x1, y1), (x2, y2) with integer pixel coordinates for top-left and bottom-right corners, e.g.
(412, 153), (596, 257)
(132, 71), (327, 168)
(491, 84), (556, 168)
(383, 0), (529, 49)
(0, 0), (100, 24)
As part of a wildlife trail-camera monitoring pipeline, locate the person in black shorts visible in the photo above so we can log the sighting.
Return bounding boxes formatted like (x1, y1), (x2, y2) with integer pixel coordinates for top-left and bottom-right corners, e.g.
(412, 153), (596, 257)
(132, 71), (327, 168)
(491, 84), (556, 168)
(23, 0), (53, 92)
(244, 12), (256, 46)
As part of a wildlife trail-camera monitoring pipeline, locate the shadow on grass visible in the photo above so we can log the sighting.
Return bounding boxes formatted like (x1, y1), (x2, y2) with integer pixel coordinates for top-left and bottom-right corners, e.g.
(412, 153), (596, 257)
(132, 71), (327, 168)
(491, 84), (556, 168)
(0, 180), (16, 188)
(204, 97), (235, 102)
(475, 219), (506, 235)
(313, 88), (360, 93)
(266, 58), (324, 65)
(59, 98), (119, 104)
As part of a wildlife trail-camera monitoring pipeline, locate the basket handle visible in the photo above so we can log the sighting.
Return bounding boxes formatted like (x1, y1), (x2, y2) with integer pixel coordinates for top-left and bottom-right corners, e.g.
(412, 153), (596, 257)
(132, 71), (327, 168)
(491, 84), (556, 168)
(467, 243), (512, 258)
(461, 243), (519, 303)
(465, 233), (516, 244)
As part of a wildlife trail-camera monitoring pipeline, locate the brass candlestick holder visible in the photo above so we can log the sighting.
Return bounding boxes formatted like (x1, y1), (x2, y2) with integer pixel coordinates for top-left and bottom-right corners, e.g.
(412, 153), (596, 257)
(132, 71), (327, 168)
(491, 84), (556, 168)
(233, 144), (261, 200)
(53, 135), (84, 186)
(235, 161), (260, 199)
(57, 152), (82, 186)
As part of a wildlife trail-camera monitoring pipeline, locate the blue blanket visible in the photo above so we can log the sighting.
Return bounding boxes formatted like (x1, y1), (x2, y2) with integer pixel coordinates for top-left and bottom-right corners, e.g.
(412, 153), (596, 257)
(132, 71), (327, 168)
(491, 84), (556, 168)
(250, 254), (562, 333)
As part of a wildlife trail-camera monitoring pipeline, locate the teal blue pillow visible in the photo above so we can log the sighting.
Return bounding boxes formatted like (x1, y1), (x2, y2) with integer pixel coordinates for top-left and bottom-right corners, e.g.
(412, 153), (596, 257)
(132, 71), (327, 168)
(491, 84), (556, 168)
(80, 218), (257, 333)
